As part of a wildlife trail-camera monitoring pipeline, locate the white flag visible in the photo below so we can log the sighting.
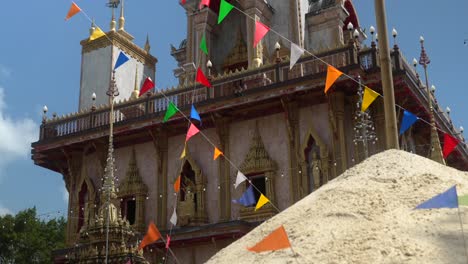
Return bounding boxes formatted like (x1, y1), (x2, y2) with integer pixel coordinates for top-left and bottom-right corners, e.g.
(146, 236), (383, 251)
(235, 171), (247, 189)
(290, 43), (304, 70)
(170, 208), (177, 226)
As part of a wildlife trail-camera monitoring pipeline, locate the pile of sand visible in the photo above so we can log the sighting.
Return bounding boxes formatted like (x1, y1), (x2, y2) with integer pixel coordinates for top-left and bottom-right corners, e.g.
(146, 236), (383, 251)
(207, 150), (468, 264)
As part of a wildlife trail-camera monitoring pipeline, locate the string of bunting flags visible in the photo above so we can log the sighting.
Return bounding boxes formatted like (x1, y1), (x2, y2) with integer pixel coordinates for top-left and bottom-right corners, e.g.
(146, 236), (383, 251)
(62, 0), (466, 260)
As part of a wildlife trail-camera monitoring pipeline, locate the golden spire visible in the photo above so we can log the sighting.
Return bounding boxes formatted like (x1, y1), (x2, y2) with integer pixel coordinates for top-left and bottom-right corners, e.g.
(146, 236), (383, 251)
(89, 18), (96, 36)
(110, 3), (116, 31)
(131, 68), (139, 99)
(144, 34), (151, 52)
(118, 0), (125, 31)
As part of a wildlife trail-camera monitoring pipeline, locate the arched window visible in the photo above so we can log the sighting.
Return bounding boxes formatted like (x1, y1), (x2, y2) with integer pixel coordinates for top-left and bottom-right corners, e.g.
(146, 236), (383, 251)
(77, 182), (88, 232)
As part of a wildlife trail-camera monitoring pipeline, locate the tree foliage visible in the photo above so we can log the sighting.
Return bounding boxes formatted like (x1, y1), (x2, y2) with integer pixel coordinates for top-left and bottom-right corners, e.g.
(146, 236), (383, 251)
(0, 207), (66, 264)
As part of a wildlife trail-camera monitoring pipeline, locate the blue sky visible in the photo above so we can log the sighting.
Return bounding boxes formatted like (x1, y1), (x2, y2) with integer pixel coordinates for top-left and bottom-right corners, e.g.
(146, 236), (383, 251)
(0, 1), (466, 217)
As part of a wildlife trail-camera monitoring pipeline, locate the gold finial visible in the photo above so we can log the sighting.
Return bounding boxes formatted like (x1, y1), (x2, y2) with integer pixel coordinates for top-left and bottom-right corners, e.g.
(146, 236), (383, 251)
(110, 4), (116, 31)
(89, 18), (96, 36)
(131, 68), (139, 99)
(144, 34), (151, 52)
(118, 0), (125, 31)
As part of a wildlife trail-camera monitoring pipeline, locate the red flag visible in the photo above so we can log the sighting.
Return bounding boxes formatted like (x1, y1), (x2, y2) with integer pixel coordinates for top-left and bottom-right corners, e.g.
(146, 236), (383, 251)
(254, 21), (269, 48)
(139, 77), (155, 96)
(185, 123), (200, 142)
(247, 225), (291, 253)
(165, 234), (171, 249)
(181, 0), (186, 4)
(199, 0), (210, 9)
(138, 222), (161, 250)
(443, 133), (460, 159)
(196, 67), (212, 88)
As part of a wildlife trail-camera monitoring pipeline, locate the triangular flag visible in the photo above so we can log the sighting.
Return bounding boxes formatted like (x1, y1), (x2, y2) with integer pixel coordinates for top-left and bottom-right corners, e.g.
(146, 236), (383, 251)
(196, 67), (212, 88)
(324, 65), (343, 93)
(254, 21), (270, 48)
(290, 43), (304, 70)
(165, 234), (171, 249)
(399, 110), (419, 135)
(247, 225), (291, 253)
(114, 52), (129, 70)
(180, 144), (186, 159)
(89, 27), (106, 41)
(255, 194), (270, 211)
(200, 34), (208, 55)
(174, 176), (181, 193)
(213, 147), (223, 160)
(218, 0), (234, 24)
(163, 102), (178, 122)
(459, 195), (468, 206)
(170, 208), (177, 226)
(65, 2), (81, 21)
(181, 0), (186, 4)
(235, 171), (247, 189)
(190, 105), (201, 122)
(233, 186), (256, 206)
(415, 185), (458, 209)
(139, 77), (155, 96)
(138, 222), (161, 250)
(361, 87), (380, 112)
(199, 0), (210, 10)
(443, 133), (460, 159)
(185, 123), (200, 142)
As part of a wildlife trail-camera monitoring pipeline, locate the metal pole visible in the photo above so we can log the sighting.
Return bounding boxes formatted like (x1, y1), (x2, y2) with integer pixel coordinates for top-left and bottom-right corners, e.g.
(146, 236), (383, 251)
(374, 0), (399, 149)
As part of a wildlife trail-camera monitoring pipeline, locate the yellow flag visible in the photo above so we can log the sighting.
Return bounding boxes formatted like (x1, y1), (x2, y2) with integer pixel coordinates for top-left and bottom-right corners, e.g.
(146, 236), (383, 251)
(180, 144), (186, 159)
(361, 86), (380, 112)
(89, 27), (105, 41)
(213, 147), (223, 160)
(255, 194), (270, 211)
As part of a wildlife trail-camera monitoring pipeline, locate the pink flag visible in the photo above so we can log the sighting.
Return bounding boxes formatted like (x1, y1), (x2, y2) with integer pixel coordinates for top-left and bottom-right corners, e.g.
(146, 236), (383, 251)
(443, 133), (460, 159)
(254, 21), (269, 48)
(185, 123), (200, 142)
(199, 0), (210, 9)
(196, 67), (212, 88)
(165, 234), (171, 249)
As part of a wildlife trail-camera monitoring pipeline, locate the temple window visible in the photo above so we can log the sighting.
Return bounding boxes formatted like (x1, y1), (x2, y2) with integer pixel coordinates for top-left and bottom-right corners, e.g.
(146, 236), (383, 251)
(246, 174), (266, 204)
(120, 196), (136, 225)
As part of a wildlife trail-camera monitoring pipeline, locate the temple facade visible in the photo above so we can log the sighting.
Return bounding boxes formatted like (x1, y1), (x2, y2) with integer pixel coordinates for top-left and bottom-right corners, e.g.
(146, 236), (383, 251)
(32, 0), (468, 263)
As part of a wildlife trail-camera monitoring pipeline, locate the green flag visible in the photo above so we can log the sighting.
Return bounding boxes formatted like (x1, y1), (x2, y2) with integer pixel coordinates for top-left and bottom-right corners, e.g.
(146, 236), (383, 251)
(163, 102), (178, 122)
(218, 0), (234, 24)
(200, 34), (208, 55)
(459, 195), (468, 206)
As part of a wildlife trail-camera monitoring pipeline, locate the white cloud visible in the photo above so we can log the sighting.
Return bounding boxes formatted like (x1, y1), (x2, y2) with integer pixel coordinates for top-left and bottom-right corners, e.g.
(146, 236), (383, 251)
(0, 203), (12, 216)
(61, 186), (69, 204)
(0, 86), (38, 180)
(0, 64), (11, 78)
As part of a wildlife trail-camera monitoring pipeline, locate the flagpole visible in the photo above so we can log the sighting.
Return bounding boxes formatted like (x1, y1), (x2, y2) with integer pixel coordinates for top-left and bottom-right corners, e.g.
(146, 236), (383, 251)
(457, 207), (468, 264)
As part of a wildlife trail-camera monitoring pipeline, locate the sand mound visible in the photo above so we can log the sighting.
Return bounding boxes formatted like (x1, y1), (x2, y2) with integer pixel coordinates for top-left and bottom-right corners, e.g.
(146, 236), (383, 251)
(206, 150), (468, 264)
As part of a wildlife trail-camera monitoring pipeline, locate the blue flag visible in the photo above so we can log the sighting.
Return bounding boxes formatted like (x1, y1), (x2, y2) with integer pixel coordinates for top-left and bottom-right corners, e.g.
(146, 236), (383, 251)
(415, 185), (458, 209)
(190, 104), (201, 122)
(114, 51), (129, 70)
(233, 186), (256, 206)
(399, 110), (419, 135)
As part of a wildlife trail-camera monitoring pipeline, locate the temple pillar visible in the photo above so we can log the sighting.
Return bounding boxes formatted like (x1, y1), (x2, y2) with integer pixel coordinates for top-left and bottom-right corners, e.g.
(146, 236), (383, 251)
(330, 91), (348, 173)
(194, 8), (217, 72)
(151, 128), (168, 228)
(242, 1), (272, 68)
(214, 115), (231, 221)
(305, 4), (347, 52)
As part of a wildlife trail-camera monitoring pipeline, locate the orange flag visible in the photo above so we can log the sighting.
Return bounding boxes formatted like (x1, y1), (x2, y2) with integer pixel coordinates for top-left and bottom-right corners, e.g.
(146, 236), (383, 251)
(185, 123), (200, 142)
(247, 225), (291, 253)
(65, 2), (81, 21)
(324, 65), (343, 93)
(138, 222), (161, 250)
(213, 147), (223, 160)
(174, 175), (181, 193)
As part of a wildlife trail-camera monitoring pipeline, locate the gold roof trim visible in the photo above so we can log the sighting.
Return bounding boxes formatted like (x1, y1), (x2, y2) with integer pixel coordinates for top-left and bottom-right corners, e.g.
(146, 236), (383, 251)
(240, 122), (277, 175)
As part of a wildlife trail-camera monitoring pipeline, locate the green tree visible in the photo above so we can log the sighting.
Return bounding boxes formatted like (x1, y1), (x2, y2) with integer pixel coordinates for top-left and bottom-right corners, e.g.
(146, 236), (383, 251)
(0, 207), (66, 263)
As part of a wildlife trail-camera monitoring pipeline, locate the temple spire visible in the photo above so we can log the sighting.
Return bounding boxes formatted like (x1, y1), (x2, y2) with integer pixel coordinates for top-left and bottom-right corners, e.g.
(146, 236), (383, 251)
(89, 18), (96, 36)
(131, 68), (139, 99)
(144, 34), (151, 52)
(110, 1), (117, 31)
(119, 0), (125, 31)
